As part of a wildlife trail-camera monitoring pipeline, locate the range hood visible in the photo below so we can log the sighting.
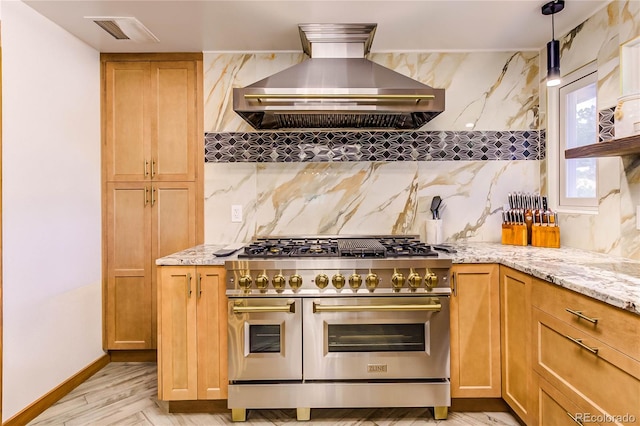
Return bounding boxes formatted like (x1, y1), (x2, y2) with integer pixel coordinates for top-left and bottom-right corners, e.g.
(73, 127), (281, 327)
(233, 23), (445, 130)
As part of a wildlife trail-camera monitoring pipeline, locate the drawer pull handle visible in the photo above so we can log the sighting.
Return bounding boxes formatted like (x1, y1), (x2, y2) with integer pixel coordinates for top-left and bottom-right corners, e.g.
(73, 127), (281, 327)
(565, 335), (599, 355)
(313, 302), (441, 313)
(567, 412), (584, 425)
(233, 301), (295, 314)
(565, 308), (598, 324)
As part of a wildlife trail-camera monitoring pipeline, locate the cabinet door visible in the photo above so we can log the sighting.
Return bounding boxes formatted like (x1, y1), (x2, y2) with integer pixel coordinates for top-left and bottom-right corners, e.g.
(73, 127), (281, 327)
(105, 183), (152, 349)
(159, 266), (198, 400)
(450, 264), (501, 397)
(150, 61), (198, 182)
(151, 182), (198, 348)
(104, 62), (151, 182)
(196, 266), (228, 399)
(500, 266), (532, 423)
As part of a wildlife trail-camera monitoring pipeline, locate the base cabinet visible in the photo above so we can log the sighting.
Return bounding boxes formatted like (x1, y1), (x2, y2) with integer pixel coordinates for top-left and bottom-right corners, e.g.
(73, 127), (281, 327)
(158, 265), (228, 401)
(450, 264), (501, 397)
(500, 266), (532, 423)
(531, 279), (640, 426)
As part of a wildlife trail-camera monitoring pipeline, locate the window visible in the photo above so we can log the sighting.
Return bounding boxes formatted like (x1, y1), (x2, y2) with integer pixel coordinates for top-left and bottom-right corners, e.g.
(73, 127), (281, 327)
(558, 69), (598, 208)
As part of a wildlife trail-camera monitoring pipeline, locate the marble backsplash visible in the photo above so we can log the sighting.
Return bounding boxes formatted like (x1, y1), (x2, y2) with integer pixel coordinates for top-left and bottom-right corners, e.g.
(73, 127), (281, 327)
(202, 48), (542, 243)
(204, 160), (539, 244)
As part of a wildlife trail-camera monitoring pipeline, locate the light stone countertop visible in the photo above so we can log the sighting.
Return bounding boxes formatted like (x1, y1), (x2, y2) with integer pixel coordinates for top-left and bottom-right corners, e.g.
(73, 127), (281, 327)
(156, 242), (640, 315)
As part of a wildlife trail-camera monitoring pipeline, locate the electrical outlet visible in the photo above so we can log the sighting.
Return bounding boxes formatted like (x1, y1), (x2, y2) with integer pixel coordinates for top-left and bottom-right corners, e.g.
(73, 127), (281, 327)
(231, 205), (242, 223)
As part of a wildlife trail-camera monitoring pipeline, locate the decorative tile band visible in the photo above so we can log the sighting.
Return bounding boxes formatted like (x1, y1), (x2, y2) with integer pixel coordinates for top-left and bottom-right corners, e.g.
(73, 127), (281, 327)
(204, 130), (541, 163)
(599, 106), (615, 142)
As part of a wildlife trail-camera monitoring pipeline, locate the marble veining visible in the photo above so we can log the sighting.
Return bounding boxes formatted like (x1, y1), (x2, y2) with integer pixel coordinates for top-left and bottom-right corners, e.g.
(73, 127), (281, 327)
(155, 244), (229, 266)
(452, 242), (640, 315)
(157, 242), (640, 316)
(203, 161), (540, 244)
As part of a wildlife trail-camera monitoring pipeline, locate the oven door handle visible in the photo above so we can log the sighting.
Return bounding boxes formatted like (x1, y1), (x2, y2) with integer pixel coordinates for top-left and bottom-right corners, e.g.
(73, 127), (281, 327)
(232, 301), (296, 314)
(312, 302), (441, 313)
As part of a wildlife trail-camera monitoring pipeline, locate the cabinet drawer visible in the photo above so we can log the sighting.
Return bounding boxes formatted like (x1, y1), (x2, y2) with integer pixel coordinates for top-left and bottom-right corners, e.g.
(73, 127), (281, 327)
(532, 279), (639, 360)
(533, 308), (640, 425)
(534, 374), (602, 426)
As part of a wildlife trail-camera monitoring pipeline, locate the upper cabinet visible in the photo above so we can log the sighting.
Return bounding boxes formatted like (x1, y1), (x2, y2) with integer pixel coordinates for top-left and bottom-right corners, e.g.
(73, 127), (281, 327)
(104, 59), (199, 182)
(565, 134), (640, 159)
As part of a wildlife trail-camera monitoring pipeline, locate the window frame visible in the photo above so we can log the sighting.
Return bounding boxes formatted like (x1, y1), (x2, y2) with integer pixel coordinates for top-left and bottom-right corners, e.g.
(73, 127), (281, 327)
(558, 70), (598, 208)
(546, 61), (599, 214)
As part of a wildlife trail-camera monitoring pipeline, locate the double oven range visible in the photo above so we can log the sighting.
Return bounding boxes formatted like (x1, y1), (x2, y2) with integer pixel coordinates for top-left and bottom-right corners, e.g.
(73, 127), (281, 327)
(225, 235), (452, 421)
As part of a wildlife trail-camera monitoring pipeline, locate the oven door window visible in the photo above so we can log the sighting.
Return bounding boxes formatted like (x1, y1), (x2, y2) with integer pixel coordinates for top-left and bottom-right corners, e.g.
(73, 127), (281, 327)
(248, 324), (281, 353)
(327, 323), (425, 352)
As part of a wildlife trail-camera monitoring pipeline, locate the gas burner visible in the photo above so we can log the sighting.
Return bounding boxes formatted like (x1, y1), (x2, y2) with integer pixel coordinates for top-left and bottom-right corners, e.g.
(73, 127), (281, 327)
(238, 236), (439, 259)
(296, 243), (338, 257)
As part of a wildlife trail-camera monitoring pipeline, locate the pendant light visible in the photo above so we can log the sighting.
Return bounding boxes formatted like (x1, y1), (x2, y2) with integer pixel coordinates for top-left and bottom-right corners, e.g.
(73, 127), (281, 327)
(542, 0), (565, 87)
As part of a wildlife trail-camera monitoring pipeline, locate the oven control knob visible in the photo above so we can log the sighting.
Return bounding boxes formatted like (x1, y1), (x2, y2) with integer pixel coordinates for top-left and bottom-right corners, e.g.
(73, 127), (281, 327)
(425, 272), (438, 290)
(272, 274), (286, 291)
(408, 272), (423, 289)
(391, 273), (405, 289)
(315, 274), (329, 289)
(365, 273), (379, 290)
(349, 274), (362, 289)
(255, 274), (269, 290)
(289, 274), (303, 290)
(332, 274), (346, 289)
(238, 275), (253, 289)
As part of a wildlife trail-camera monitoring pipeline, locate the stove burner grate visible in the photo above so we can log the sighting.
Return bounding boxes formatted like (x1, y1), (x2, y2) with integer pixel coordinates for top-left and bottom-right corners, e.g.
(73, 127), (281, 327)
(237, 236), (439, 259)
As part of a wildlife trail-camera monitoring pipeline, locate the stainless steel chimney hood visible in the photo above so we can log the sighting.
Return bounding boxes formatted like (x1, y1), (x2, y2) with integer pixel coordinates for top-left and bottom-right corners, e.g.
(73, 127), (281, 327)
(233, 23), (445, 130)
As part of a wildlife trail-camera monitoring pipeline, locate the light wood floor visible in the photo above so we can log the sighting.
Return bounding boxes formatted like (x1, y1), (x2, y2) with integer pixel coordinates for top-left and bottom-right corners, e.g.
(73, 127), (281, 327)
(28, 363), (520, 425)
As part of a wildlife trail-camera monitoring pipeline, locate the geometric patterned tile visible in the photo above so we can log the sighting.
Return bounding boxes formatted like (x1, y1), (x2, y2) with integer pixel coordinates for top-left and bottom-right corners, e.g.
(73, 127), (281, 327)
(204, 108), (615, 163)
(204, 130), (544, 163)
(599, 106), (615, 142)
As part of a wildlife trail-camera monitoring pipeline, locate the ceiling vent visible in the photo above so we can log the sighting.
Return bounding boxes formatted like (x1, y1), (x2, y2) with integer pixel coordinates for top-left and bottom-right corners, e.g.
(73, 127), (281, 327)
(87, 17), (159, 43)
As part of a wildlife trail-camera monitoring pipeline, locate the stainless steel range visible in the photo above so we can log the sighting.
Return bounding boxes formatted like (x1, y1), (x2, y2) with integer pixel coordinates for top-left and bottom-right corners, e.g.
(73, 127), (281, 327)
(225, 235), (452, 422)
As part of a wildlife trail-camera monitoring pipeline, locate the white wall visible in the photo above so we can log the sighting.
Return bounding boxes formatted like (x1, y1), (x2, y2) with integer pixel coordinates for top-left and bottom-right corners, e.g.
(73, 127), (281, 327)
(1, 1), (103, 421)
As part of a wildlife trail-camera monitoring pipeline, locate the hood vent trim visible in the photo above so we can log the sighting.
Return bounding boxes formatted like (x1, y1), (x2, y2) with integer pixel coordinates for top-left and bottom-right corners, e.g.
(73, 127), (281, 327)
(233, 23), (445, 130)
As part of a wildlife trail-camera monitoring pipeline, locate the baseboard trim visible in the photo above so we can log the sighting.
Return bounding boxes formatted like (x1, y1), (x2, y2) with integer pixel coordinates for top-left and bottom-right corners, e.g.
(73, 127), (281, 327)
(168, 399), (229, 413)
(109, 349), (157, 362)
(450, 397), (510, 412)
(3, 354), (110, 426)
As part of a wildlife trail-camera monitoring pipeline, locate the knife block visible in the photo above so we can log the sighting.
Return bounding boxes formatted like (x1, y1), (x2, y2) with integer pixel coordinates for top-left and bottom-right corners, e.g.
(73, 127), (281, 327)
(501, 224), (528, 246)
(531, 225), (560, 248)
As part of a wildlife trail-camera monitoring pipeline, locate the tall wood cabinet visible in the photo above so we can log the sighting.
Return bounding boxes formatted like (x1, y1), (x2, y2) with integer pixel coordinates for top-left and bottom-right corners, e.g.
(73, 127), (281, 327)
(102, 54), (203, 350)
(500, 266), (532, 423)
(158, 266), (228, 401)
(450, 264), (501, 398)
